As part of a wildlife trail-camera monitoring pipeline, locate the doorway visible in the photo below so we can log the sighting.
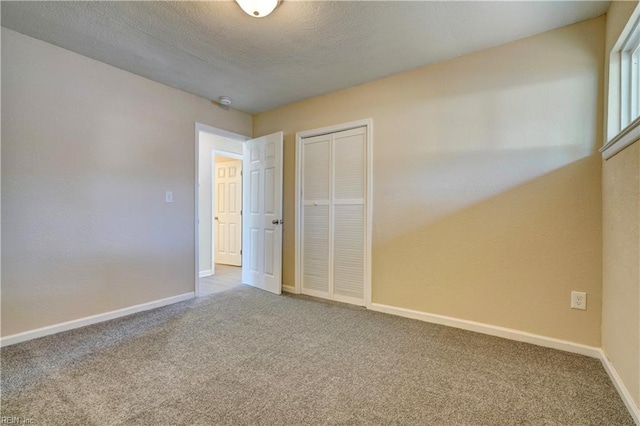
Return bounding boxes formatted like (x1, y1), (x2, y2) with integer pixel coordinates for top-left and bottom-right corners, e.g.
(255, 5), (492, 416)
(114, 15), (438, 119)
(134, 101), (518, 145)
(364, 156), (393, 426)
(196, 125), (246, 297)
(213, 153), (243, 267)
(207, 153), (243, 296)
(195, 123), (284, 298)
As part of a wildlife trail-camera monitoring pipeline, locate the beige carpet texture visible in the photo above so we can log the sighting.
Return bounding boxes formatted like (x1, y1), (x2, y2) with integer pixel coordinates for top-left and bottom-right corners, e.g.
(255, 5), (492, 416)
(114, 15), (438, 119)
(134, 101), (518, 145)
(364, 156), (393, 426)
(0, 286), (634, 425)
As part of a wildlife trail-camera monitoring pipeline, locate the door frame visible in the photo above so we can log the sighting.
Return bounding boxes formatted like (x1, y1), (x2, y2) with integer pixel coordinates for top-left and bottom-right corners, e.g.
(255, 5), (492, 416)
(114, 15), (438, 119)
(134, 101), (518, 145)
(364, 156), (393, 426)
(211, 150), (243, 270)
(293, 118), (373, 307)
(194, 123), (249, 298)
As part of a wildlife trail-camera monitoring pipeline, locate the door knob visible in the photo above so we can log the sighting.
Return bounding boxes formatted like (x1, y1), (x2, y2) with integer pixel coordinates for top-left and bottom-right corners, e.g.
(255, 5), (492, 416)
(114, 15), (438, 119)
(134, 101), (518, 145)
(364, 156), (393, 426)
(272, 219), (279, 225)
(214, 217), (219, 220)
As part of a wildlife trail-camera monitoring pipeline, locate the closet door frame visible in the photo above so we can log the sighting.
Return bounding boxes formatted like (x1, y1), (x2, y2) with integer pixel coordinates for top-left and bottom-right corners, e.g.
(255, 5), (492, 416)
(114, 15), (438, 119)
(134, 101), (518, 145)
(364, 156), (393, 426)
(294, 118), (373, 308)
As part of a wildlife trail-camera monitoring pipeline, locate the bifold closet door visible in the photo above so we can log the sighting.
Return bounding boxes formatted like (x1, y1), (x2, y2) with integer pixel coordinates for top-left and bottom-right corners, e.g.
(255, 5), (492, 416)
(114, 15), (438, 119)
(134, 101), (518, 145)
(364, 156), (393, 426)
(332, 128), (366, 302)
(301, 134), (331, 297)
(301, 127), (366, 305)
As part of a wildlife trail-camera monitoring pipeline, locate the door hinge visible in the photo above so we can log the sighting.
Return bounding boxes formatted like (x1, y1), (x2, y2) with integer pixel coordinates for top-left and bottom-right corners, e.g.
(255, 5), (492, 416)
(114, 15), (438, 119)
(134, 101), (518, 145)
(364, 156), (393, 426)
(240, 249), (242, 255)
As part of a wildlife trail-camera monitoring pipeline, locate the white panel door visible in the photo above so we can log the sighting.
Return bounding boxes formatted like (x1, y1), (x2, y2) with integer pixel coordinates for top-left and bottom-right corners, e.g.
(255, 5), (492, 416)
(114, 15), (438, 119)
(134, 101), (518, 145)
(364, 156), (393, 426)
(242, 132), (283, 294)
(215, 160), (242, 266)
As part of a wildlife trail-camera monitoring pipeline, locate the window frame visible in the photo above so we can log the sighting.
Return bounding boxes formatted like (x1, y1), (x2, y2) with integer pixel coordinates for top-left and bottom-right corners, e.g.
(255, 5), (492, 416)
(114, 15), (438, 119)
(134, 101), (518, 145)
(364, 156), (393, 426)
(620, 18), (640, 130)
(602, 4), (640, 160)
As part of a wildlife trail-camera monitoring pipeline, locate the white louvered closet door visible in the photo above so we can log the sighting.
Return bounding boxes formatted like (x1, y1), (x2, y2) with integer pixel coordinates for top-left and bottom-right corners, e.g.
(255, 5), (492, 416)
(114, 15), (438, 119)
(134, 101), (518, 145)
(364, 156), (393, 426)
(301, 127), (367, 306)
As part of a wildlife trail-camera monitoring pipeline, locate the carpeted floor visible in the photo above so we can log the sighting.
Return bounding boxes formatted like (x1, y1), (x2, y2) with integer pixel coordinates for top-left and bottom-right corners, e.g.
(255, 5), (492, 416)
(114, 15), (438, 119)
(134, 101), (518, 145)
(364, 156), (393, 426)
(0, 286), (634, 425)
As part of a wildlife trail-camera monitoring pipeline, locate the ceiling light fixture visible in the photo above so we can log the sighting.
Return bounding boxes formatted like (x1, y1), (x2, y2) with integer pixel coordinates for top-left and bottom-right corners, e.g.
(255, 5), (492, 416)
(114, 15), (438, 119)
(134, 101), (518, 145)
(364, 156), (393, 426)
(235, 0), (279, 18)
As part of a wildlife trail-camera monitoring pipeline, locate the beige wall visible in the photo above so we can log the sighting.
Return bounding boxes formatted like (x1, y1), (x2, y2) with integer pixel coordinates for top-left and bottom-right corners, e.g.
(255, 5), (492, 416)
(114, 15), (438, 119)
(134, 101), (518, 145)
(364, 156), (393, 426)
(602, 143), (640, 408)
(198, 133), (243, 274)
(602, 0), (640, 409)
(1, 29), (252, 336)
(255, 18), (605, 346)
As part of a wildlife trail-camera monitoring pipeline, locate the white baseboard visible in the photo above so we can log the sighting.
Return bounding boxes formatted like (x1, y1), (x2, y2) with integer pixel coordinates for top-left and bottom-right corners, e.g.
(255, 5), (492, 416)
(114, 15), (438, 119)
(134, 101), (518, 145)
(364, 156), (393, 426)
(371, 302), (638, 422)
(0, 292), (195, 348)
(369, 303), (601, 358)
(599, 349), (640, 424)
(282, 285), (298, 294)
(199, 270), (213, 278)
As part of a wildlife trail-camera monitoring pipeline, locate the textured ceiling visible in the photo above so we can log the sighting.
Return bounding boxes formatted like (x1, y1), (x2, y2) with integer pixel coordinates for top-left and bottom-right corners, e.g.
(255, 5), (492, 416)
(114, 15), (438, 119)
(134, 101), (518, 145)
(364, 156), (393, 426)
(1, 1), (609, 114)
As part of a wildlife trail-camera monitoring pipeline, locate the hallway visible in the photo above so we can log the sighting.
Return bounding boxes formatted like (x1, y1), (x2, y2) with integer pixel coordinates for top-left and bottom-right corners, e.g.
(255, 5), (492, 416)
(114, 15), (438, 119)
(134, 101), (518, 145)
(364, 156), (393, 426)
(199, 265), (242, 296)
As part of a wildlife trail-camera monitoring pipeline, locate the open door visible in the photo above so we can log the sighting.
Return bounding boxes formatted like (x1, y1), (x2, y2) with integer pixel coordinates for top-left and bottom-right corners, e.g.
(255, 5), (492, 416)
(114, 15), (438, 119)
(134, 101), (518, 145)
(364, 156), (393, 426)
(242, 132), (283, 294)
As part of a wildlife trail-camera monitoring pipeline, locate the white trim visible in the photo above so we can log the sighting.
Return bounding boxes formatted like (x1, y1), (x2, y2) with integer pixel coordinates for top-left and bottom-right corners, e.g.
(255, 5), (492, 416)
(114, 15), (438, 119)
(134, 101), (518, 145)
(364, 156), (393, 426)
(294, 119), (373, 307)
(282, 285), (297, 294)
(599, 349), (640, 424)
(195, 122), (250, 141)
(369, 303), (601, 358)
(601, 116), (640, 160)
(213, 151), (243, 160)
(199, 269), (213, 278)
(365, 121), (373, 309)
(296, 119), (372, 139)
(295, 133), (302, 295)
(329, 130), (336, 305)
(195, 124), (200, 297)
(0, 292), (195, 348)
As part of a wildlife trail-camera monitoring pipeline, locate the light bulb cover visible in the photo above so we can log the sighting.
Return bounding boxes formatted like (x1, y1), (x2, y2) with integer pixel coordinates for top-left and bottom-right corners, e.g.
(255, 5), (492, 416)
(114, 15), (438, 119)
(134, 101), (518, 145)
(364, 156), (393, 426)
(235, 0), (279, 18)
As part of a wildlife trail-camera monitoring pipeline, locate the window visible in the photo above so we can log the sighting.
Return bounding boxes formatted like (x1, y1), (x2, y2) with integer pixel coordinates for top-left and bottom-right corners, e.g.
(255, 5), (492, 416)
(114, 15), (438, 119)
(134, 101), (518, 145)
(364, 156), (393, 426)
(620, 19), (640, 129)
(603, 4), (640, 160)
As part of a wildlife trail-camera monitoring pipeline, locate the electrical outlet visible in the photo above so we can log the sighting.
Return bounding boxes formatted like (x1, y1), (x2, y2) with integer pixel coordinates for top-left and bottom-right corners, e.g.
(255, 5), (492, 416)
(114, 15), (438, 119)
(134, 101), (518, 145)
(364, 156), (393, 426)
(571, 291), (587, 310)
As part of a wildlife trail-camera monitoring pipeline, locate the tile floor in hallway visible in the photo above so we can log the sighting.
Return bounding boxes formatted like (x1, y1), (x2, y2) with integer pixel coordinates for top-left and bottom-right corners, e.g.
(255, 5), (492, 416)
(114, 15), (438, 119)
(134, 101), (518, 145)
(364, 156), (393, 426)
(199, 264), (243, 296)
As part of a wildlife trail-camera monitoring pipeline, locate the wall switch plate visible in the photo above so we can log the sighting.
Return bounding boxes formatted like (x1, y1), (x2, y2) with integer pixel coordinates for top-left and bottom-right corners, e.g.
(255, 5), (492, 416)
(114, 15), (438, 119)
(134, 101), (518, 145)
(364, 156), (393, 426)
(571, 291), (586, 310)
(165, 191), (174, 203)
